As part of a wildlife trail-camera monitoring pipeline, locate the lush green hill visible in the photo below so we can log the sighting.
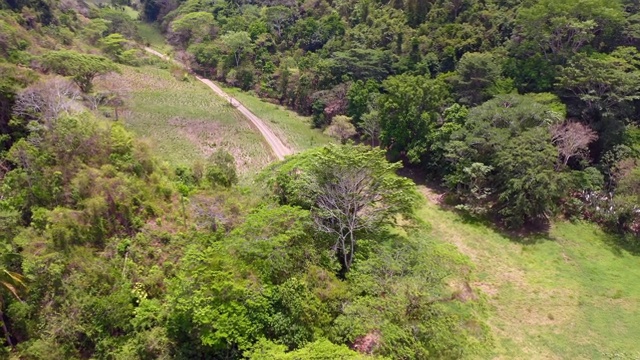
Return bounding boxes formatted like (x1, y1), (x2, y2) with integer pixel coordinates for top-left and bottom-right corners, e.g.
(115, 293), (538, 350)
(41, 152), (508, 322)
(1, 0), (640, 357)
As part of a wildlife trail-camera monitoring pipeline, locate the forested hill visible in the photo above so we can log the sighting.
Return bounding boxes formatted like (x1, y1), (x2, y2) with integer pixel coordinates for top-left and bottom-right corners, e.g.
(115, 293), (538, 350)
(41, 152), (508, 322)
(144, 0), (640, 232)
(0, 0), (640, 357)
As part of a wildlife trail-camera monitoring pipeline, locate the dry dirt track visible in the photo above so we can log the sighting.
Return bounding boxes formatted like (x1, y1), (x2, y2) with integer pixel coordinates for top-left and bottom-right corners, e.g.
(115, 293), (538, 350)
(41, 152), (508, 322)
(144, 47), (293, 161)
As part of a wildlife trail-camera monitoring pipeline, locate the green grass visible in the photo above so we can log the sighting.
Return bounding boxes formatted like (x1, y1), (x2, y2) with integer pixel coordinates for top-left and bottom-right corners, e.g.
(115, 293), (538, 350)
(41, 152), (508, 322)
(123, 5), (139, 20)
(105, 66), (273, 174)
(417, 188), (640, 359)
(221, 86), (335, 151)
(136, 22), (170, 52)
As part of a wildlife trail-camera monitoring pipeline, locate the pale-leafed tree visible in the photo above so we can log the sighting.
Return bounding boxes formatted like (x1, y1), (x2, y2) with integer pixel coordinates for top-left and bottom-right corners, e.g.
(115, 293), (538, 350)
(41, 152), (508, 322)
(93, 73), (131, 120)
(325, 115), (356, 144)
(551, 121), (598, 166)
(360, 110), (380, 146)
(12, 77), (80, 124)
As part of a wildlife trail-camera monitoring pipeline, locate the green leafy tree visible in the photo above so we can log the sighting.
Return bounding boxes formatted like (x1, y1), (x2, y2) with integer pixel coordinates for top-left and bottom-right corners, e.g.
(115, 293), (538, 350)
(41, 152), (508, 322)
(360, 110), (381, 147)
(247, 338), (372, 359)
(167, 244), (271, 357)
(264, 6), (294, 39)
(205, 149), (238, 188)
(452, 52), (511, 106)
(495, 128), (565, 227)
(514, 0), (625, 61)
(81, 18), (110, 45)
(100, 33), (128, 60)
(265, 144), (420, 273)
(347, 79), (379, 123)
(445, 95), (564, 225)
(220, 31), (253, 67)
(41, 50), (119, 93)
(230, 206), (320, 283)
(325, 115), (356, 144)
(556, 48), (640, 112)
(378, 74), (449, 162)
(170, 12), (215, 46)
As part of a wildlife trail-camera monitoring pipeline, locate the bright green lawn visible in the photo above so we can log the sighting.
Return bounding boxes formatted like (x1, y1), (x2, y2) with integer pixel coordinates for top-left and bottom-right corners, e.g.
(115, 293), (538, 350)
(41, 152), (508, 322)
(221, 86), (335, 151)
(107, 66), (273, 173)
(418, 187), (640, 359)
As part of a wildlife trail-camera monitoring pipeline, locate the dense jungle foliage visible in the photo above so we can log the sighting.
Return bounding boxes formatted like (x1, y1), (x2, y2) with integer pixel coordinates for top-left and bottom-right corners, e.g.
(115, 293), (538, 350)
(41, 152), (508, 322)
(0, 0), (639, 357)
(143, 0), (640, 232)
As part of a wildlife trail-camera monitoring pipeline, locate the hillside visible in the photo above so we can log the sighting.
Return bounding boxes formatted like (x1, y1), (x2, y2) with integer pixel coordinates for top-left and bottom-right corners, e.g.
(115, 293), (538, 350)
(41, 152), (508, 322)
(0, 0), (639, 358)
(419, 188), (640, 359)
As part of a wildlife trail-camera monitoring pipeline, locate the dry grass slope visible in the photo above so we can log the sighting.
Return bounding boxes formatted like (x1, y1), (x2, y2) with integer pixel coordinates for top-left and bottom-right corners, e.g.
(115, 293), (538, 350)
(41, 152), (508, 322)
(111, 66), (273, 173)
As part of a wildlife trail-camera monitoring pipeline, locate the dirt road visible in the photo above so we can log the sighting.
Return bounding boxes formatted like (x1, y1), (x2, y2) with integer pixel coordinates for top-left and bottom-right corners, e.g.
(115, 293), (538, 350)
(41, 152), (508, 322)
(144, 47), (293, 161)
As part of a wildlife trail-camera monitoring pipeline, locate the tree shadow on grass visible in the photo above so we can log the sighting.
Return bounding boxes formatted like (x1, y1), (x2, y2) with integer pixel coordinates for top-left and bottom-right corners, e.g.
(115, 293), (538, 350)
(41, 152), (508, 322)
(398, 166), (553, 246)
(399, 166), (640, 256)
(598, 231), (640, 257)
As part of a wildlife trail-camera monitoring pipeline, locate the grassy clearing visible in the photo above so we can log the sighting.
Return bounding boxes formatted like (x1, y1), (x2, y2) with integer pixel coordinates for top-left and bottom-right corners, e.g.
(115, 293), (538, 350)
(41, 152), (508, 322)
(221, 86), (335, 151)
(106, 66), (273, 174)
(136, 22), (170, 52)
(417, 187), (640, 359)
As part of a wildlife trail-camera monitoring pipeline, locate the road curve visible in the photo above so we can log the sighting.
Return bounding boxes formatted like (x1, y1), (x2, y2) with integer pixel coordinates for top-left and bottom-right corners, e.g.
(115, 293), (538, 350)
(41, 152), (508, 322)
(143, 47), (293, 161)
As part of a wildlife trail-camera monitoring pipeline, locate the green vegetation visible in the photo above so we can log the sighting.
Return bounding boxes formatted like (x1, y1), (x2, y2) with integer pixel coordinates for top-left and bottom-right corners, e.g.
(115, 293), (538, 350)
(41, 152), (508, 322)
(418, 191), (640, 358)
(143, 0), (640, 234)
(137, 22), (167, 50)
(1, 0), (640, 357)
(118, 65), (273, 172)
(222, 85), (334, 151)
(42, 50), (120, 92)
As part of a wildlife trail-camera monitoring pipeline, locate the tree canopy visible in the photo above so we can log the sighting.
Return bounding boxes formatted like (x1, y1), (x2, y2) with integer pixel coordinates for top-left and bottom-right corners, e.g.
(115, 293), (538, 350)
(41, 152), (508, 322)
(41, 50), (119, 93)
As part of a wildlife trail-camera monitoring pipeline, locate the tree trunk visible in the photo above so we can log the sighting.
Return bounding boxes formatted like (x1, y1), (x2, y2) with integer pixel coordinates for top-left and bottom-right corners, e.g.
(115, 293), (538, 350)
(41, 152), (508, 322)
(0, 309), (13, 348)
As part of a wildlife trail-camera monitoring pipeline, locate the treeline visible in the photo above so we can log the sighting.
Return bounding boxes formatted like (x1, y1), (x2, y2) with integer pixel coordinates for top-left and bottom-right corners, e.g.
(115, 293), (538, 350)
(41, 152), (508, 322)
(147, 0), (640, 234)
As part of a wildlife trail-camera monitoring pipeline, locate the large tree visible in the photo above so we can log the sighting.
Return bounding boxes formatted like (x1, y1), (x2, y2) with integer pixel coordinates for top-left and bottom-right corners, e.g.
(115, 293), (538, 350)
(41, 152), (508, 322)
(220, 31), (252, 67)
(378, 74), (449, 162)
(265, 144), (419, 273)
(41, 50), (119, 93)
(495, 128), (565, 227)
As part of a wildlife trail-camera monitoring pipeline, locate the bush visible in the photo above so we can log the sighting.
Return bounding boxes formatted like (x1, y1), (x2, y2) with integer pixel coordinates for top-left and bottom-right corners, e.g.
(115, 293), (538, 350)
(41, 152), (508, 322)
(205, 150), (238, 188)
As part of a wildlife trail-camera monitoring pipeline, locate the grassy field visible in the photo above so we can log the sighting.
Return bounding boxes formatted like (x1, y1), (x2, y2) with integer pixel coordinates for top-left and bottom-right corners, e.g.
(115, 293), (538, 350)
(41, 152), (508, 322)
(418, 187), (640, 359)
(221, 86), (335, 152)
(104, 66), (274, 173)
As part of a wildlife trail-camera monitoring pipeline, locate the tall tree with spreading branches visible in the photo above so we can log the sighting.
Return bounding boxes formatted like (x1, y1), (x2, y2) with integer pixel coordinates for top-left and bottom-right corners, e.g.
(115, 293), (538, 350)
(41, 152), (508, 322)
(265, 144), (420, 273)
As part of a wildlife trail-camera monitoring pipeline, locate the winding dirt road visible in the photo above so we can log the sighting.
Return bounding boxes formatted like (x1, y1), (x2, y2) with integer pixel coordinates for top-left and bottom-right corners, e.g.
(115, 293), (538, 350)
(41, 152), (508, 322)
(144, 47), (293, 161)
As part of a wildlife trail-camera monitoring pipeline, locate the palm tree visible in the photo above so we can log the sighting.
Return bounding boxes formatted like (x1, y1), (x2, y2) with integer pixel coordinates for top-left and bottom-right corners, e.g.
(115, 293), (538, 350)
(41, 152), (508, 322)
(0, 263), (26, 348)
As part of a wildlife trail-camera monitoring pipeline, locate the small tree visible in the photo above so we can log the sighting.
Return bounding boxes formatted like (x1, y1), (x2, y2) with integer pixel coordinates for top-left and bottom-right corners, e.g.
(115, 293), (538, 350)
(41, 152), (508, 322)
(41, 50), (120, 93)
(13, 77), (79, 124)
(264, 6), (293, 39)
(206, 149), (238, 187)
(0, 257), (26, 348)
(452, 52), (509, 106)
(170, 12), (215, 46)
(496, 128), (564, 227)
(360, 110), (381, 146)
(551, 121), (598, 166)
(325, 115), (356, 144)
(94, 73), (131, 120)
